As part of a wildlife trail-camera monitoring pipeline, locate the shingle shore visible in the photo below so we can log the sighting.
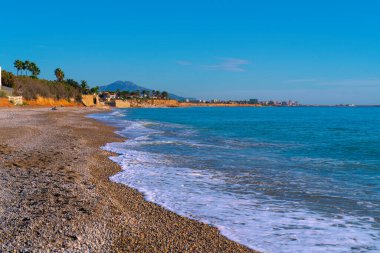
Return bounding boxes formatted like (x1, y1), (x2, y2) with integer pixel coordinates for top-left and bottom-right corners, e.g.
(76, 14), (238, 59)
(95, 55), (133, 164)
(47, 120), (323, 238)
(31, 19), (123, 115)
(0, 107), (256, 253)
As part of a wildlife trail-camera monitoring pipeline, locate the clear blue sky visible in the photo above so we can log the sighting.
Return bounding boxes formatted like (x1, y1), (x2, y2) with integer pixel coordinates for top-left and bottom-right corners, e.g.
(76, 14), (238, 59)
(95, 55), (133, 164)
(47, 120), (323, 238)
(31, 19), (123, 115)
(1, 0), (379, 104)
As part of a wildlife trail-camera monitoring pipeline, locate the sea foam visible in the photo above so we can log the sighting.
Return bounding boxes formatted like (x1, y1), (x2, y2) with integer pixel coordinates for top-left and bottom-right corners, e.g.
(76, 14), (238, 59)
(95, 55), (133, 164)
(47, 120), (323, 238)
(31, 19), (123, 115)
(100, 120), (380, 253)
(89, 109), (380, 253)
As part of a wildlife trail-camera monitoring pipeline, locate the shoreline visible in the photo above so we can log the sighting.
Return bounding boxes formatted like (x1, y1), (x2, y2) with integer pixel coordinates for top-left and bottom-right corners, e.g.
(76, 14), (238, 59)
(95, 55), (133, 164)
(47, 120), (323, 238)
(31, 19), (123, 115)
(0, 107), (256, 252)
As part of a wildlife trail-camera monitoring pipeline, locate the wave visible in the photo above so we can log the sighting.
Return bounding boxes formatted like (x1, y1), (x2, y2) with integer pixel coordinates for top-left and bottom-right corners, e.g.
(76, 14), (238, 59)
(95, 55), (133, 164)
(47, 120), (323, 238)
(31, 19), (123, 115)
(104, 143), (380, 253)
(92, 110), (380, 253)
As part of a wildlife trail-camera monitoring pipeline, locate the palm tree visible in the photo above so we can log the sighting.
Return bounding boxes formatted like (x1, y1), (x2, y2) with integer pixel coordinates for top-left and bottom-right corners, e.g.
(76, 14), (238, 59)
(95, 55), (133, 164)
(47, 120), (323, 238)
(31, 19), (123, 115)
(29, 62), (40, 78)
(23, 60), (31, 76)
(14, 60), (23, 76)
(80, 80), (89, 94)
(33, 66), (41, 78)
(90, 86), (99, 94)
(21, 61), (27, 76)
(54, 68), (65, 82)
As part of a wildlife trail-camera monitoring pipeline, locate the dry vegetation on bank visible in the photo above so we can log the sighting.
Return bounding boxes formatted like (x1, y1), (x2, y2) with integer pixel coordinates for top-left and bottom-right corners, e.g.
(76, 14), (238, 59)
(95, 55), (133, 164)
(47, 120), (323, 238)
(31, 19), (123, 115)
(1, 70), (82, 101)
(13, 77), (82, 101)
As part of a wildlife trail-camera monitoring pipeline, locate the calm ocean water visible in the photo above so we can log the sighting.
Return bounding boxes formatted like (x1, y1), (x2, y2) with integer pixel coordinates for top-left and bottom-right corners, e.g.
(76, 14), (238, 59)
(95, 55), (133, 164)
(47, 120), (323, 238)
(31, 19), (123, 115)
(90, 107), (380, 253)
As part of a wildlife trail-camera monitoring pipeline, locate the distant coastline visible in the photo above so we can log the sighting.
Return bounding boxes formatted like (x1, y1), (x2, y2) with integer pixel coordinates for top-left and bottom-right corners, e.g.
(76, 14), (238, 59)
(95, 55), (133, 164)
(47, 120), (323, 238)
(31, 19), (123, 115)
(1, 66), (378, 109)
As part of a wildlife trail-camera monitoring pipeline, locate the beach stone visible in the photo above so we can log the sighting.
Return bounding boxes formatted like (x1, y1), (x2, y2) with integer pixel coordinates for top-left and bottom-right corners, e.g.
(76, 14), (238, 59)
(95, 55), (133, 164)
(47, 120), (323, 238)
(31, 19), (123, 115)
(0, 107), (256, 253)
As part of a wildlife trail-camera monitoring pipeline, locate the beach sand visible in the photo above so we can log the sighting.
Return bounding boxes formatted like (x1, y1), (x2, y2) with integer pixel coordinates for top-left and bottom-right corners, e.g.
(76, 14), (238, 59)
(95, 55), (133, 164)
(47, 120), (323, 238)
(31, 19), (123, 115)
(0, 107), (256, 252)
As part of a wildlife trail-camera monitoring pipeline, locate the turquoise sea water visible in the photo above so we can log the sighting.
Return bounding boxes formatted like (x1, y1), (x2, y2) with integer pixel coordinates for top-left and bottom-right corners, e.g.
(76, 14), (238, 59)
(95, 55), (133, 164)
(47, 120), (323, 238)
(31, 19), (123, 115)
(90, 107), (380, 253)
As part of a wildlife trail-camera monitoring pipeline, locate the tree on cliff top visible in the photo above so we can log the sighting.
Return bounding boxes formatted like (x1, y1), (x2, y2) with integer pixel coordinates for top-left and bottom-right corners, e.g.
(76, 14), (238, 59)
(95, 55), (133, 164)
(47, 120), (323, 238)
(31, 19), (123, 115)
(1, 70), (15, 88)
(54, 68), (65, 82)
(161, 91), (169, 99)
(29, 62), (40, 78)
(90, 86), (99, 94)
(14, 60), (23, 76)
(23, 60), (31, 76)
(80, 80), (89, 94)
(14, 60), (40, 78)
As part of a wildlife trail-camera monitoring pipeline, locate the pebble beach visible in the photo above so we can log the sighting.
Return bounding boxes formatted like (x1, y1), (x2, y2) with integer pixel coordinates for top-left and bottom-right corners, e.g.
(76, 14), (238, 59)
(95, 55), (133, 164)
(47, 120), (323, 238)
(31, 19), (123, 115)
(0, 107), (255, 252)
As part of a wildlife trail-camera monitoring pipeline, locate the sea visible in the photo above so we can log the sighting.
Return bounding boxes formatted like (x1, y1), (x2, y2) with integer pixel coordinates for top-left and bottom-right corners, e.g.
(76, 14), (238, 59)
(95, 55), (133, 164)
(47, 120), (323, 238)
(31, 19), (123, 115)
(89, 107), (380, 253)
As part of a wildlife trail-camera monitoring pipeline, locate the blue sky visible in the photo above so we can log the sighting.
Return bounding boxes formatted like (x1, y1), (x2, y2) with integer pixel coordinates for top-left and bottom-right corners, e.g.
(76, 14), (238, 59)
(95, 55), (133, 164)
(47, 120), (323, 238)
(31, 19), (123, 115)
(1, 0), (379, 104)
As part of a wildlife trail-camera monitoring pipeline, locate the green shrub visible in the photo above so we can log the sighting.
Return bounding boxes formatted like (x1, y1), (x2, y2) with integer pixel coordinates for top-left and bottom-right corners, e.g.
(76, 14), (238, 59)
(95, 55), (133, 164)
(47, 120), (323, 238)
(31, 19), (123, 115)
(1, 70), (15, 87)
(0, 90), (7, 98)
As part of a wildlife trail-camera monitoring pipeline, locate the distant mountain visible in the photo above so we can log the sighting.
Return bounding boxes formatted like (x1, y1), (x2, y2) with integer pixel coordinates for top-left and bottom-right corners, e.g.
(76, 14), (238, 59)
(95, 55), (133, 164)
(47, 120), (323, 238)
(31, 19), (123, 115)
(99, 81), (193, 101)
(99, 81), (142, 93)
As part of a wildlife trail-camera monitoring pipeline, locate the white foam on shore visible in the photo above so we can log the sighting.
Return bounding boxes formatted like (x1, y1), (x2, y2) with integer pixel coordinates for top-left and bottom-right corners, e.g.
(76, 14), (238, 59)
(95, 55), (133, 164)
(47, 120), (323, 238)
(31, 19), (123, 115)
(103, 142), (380, 253)
(91, 114), (380, 253)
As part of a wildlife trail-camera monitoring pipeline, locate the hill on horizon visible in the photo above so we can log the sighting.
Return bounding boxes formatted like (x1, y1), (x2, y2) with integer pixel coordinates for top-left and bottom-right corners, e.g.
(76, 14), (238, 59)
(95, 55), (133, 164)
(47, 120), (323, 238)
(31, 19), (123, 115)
(99, 81), (193, 101)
